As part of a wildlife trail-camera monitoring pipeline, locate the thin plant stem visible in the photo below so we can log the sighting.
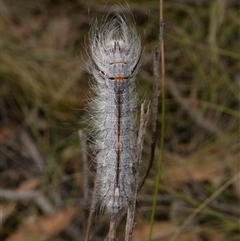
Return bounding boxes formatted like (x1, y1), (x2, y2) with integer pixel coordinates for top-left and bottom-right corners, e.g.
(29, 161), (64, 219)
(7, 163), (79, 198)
(84, 186), (96, 241)
(125, 102), (150, 241)
(148, 0), (165, 240)
(108, 215), (117, 241)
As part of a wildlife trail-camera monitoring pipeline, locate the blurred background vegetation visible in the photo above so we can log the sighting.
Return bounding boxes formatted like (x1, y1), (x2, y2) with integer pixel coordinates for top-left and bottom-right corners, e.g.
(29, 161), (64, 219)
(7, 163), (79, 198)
(1, 0), (239, 240)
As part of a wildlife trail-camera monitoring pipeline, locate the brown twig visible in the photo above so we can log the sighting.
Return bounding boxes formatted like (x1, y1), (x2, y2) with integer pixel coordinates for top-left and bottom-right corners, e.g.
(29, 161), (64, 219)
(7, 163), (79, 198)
(108, 215), (117, 241)
(103, 211), (127, 241)
(84, 185), (97, 241)
(125, 102), (150, 241)
(138, 20), (165, 192)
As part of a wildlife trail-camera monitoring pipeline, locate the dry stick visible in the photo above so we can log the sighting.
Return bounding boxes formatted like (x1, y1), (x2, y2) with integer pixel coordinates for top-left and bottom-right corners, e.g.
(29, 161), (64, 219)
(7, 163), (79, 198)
(148, 0), (165, 239)
(84, 185), (97, 241)
(125, 102), (150, 241)
(109, 215), (117, 241)
(104, 211), (127, 241)
(138, 21), (165, 193)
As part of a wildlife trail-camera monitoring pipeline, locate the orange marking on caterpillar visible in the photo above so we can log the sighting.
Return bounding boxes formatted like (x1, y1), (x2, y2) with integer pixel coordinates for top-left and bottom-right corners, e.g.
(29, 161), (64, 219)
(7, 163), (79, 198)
(114, 76), (125, 81)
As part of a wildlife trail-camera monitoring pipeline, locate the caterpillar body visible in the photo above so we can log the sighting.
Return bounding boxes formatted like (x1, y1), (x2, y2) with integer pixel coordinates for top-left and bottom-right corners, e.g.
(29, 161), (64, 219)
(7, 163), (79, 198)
(88, 13), (142, 216)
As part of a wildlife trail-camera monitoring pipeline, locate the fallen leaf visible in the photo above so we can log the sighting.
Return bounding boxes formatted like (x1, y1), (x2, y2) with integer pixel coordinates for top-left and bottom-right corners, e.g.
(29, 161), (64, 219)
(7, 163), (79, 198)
(0, 203), (16, 226)
(18, 179), (40, 191)
(5, 206), (79, 241)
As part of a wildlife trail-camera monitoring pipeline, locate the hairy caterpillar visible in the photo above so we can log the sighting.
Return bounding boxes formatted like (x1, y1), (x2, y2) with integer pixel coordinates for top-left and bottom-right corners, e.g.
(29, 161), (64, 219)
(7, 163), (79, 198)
(87, 12), (142, 216)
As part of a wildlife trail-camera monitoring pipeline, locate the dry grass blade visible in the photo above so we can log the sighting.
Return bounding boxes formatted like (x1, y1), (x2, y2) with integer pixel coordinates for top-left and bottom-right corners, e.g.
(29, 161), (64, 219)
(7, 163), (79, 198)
(171, 172), (240, 241)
